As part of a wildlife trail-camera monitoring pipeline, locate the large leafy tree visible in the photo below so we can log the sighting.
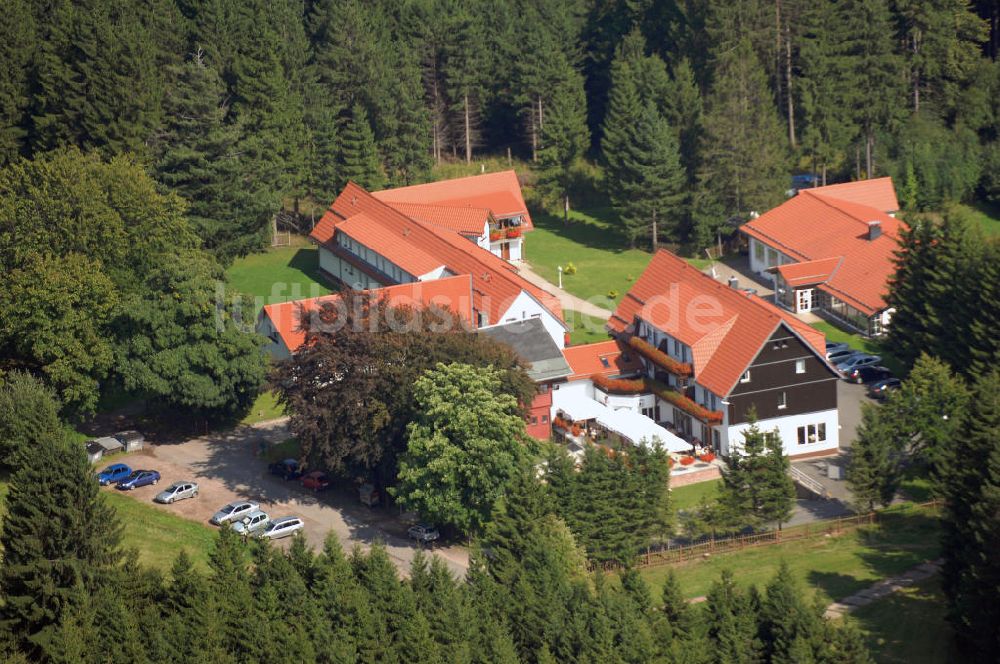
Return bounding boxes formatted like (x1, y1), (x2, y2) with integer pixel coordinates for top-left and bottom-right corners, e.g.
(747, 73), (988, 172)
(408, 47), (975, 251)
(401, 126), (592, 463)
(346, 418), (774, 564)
(0, 433), (125, 659)
(0, 371), (62, 469)
(114, 250), (267, 418)
(394, 363), (530, 534)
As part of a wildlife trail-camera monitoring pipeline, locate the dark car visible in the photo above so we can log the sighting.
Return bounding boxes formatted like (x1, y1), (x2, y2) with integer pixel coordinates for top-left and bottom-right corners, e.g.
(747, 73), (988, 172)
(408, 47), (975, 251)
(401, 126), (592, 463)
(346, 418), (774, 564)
(269, 458), (302, 481)
(835, 354), (882, 374)
(826, 348), (861, 364)
(116, 469), (160, 491)
(301, 471), (331, 492)
(825, 341), (851, 356)
(847, 365), (893, 384)
(868, 378), (902, 400)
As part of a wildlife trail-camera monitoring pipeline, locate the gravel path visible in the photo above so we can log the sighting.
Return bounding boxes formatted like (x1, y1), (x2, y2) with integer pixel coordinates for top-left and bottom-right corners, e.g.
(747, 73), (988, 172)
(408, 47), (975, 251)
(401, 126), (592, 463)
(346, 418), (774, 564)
(517, 261), (613, 319)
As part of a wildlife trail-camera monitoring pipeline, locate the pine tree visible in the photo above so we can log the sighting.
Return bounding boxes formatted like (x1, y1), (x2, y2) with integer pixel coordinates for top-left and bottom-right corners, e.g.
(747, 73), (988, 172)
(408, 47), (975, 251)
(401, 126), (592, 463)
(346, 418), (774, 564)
(617, 102), (687, 249)
(658, 569), (694, 641)
(718, 418), (795, 529)
(442, 8), (487, 164)
(536, 70), (589, 223)
(154, 51), (275, 261)
(0, 371), (62, 468)
(704, 570), (762, 664)
(662, 58), (703, 181)
(693, 37), (787, 249)
(0, 0), (33, 164)
(760, 427), (797, 529)
(847, 403), (903, 511)
(0, 433), (124, 658)
(340, 104), (385, 191)
(601, 30), (645, 190)
(760, 562), (823, 663)
(207, 527), (255, 658)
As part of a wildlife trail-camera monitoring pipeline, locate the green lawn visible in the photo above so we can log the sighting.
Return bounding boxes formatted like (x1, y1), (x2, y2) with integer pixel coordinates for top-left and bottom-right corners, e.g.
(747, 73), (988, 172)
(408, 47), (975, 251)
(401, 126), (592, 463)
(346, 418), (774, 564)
(0, 476), (217, 572)
(853, 576), (956, 664)
(639, 503), (940, 604)
(671, 478), (721, 513)
(566, 309), (612, 346)
(241, 390), (286, 425)
(225, 242), (332, 312)
(957, 201), (1000, 237)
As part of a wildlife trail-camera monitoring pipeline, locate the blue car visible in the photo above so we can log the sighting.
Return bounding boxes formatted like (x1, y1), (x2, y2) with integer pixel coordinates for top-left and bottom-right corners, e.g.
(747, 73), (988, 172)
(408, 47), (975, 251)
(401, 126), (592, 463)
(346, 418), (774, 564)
(97, 463), (132, 486)
(116, 469), (161, 491)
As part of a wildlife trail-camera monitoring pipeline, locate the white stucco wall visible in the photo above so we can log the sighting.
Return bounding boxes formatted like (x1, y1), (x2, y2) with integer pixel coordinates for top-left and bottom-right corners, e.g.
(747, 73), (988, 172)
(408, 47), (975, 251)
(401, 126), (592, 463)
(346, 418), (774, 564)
(724, 407), (839, 458)
(494, 290), (567, 350)
(748, 237), (796, 279)
(255, 313), (292, 361)
(319, 246), (385, 290)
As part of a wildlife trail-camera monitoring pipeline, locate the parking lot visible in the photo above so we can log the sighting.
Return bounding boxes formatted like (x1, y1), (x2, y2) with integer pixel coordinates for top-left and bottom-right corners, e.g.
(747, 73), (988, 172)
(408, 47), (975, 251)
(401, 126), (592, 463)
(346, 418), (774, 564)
(100, 419), (470, 577)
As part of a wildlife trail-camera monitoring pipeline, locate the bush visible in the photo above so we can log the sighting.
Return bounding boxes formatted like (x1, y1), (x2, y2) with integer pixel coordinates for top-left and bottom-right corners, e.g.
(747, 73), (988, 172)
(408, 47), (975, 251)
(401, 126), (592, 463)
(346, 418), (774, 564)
(563, 261), (577, 275)
(607, 289), (619, 299)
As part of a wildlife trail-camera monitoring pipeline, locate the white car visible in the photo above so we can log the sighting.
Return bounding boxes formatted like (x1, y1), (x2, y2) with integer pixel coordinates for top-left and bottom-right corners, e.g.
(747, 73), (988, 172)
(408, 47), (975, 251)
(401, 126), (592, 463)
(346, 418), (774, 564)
(232, 510), (271, 536)
(257, 516), (304, 540)
(210, 500), (260, 526)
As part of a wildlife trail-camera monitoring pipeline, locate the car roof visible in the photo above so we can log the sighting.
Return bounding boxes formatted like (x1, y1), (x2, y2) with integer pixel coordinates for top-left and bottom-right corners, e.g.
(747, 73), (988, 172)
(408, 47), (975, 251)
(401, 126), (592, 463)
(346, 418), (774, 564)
(245, 509), (268, 518)
(271, 516), (301, 525)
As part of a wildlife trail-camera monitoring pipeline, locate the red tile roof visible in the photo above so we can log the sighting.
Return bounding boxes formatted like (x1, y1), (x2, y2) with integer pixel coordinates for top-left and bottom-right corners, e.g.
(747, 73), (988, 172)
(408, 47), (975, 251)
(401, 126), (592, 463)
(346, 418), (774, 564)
(774, 257), (843, 287)
(382, 201), (491, 236)
(309, 182), (563, 325)
(808, 177), (899, 212)
(371, 170), (533, 229)
(741, 185), (905, 315)
(608, 250), (828, 396)
(260, 276), (474, 354)
(337, 212), (444, 277)
(562, 340), (642, 381)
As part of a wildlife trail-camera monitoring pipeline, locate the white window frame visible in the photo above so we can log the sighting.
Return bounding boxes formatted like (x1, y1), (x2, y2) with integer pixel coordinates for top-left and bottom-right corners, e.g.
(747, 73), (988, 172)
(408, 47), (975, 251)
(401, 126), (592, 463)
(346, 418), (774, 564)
(777, 391), (787, 409)
(740, 370), (751, 384)
(795, 359), (806, 374)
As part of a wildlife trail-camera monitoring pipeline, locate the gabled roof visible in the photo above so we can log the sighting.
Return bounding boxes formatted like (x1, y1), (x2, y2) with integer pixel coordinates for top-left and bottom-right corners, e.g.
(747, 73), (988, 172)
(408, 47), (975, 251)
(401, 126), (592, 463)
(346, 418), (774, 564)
(740, 185), (905, 315)
(480, 318), (572, 382)
(371, 170), (533, 229)
(562, 340), (642, 382)
(309, 182), (562, 325)
(337, 212), (444, 277)
(608, 250), (828, 396)
(774, 257), (844, 287)
(382, 201), (491, 236)
(808, 177), (899, 212)
(260, 276), (474, 354)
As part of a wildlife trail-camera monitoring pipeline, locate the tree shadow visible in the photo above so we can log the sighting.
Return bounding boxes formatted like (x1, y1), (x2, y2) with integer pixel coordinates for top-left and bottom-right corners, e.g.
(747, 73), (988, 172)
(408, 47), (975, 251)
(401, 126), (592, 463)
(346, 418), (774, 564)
(286, 247), (333, 287)
(531, 205), (640, 254)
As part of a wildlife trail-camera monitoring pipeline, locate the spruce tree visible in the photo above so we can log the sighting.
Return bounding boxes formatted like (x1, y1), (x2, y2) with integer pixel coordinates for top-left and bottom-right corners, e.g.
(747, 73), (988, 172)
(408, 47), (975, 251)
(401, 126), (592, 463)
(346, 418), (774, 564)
(760, 562), (823, 663)
(0, 433), (124, 658)
(442, 8), (487, 164)
(617, 102), (687, 249)
(847, 403), (902, 511)
(761, 428), (797, 529)
(718, 418), (795, 530)
(693, 37), (787, 249)
(536, 70), (589, 223)
(704, 570), (762, 664)
(0, 0), (33, 164)
(340, 104), (385, 191)
(0, 371), (62, 467)
(601, 30), (645, 192)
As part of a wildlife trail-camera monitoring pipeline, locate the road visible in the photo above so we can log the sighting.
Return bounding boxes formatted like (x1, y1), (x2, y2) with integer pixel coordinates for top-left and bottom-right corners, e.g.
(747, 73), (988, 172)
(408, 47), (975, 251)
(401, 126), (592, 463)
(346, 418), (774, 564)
(105, 418), (470, 578)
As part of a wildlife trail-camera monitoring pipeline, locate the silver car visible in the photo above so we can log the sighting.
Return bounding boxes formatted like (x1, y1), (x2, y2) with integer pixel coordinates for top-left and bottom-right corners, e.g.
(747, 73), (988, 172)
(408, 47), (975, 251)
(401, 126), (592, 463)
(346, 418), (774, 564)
(231, 510), (270, 536)
(257, 516), (304, 540)
(210, 500), (260, 526)
(154, 481), (199, 504)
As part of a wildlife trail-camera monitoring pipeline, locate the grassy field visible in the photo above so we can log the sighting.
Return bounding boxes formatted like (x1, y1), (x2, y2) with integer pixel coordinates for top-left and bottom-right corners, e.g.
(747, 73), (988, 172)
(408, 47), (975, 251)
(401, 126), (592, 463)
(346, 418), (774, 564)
(671, 478), (721, 512)
(852, 575), (955, 664)
(0, 476), (217, 572)
(958, 201), (1000, 237)
(241, 390), (286, 425)
(638, 503), (940, 604)
(566, 309), (612, 346)
(225, 240), (331, 312)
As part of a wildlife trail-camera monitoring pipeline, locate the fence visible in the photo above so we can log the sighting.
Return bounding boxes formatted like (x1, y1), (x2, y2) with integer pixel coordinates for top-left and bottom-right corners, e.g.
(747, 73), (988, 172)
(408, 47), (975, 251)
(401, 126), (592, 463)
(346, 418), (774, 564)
(588, 500), (940, 573)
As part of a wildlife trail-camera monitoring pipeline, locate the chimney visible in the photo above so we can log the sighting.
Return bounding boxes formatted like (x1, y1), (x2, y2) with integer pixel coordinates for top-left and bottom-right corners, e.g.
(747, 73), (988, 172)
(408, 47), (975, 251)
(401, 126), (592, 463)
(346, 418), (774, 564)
(728, 276), (739, 289)
(867, 221), (882, 241)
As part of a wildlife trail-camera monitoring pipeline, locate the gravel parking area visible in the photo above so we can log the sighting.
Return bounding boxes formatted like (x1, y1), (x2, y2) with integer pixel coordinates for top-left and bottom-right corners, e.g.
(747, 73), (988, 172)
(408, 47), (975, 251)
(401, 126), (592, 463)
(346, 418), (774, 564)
(100, 419), (469, 577)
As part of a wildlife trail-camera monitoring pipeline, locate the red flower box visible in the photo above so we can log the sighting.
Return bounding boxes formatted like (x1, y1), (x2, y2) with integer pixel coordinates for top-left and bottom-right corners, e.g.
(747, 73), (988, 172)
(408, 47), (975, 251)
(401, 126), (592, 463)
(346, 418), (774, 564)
(627, 337), (693, 377)
(489, 230), (504, 242)
(680, 456), (695, 466)
(699, 452), (716, 463)
(591, 373), (645, 394)
(506, 226), (522, 239)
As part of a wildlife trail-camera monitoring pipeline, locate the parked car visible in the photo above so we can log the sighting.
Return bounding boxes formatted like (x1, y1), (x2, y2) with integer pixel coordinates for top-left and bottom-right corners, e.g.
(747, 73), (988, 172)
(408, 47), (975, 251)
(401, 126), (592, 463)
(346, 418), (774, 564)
(847, 365), (893, 384)
(116, 469), (160, 491)
(301, 471), (331, 492)
(154, 481), (199, 504)
(231, 510), (270, 536)
(407, 524), (440, 544)
(868, 378), (902, 400)
(268, 458), (302, 481)
(257, 516), (304, 540)
(826, 348), (860, 363)
(210, 500), (260, 526)
(825, 341), (851, 356)
(835, 354), (882, 374)
(97, 463), (131, 486)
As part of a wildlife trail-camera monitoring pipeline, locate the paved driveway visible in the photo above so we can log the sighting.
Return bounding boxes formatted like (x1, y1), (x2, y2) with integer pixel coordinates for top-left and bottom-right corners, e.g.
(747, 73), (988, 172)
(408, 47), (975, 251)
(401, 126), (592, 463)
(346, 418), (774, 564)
(102, 420), (469, 578)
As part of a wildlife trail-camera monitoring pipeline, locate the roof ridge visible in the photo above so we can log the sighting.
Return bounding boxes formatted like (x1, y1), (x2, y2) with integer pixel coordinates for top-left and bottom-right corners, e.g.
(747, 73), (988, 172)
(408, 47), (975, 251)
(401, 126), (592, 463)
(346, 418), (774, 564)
(803, 190), (887, 228)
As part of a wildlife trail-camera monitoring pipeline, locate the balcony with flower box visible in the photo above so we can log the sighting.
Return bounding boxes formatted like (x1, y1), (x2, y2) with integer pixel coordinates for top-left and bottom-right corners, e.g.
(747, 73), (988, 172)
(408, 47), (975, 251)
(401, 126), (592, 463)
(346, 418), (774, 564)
(590, 374), (724, 425)
(627, 337), (693, 378)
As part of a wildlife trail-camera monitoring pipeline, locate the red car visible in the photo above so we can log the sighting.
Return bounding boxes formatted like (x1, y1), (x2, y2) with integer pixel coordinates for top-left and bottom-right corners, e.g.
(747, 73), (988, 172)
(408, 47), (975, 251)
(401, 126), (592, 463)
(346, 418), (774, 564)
(301, 471), (331, 492)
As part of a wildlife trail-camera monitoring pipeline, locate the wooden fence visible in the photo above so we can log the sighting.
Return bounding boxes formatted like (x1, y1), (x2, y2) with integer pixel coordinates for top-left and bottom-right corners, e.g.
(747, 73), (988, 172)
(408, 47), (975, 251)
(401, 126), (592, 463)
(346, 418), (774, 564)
(589, 501), (940, 573)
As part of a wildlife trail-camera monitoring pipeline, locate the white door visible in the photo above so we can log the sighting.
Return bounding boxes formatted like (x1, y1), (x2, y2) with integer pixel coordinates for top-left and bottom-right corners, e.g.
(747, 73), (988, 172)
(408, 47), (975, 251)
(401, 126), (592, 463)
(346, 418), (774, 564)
(796, 288), (813, 312)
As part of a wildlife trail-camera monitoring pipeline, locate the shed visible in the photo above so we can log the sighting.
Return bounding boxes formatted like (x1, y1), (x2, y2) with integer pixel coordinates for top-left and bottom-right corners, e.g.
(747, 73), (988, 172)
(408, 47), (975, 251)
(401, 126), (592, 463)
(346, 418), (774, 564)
(85, 442), (104, 464)
(91, 436), (124, 455)
(115, 430), (144, 452)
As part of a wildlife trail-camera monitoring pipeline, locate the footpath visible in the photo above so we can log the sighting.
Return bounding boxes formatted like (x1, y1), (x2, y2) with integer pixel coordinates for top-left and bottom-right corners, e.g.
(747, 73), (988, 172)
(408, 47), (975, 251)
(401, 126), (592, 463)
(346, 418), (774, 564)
(517, 262), (612, 319)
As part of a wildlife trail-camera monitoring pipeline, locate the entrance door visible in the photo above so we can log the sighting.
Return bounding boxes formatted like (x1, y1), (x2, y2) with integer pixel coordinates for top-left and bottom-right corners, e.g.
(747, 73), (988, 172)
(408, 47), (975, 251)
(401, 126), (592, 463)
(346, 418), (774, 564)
(501, 242), (510, 260)
(796, 288), (813, 313)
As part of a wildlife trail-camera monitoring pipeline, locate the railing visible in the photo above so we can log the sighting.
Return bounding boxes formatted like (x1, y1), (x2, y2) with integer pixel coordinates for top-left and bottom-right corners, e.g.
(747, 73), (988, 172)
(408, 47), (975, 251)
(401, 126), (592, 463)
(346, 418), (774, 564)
(586, 500), (941, 573)
(790, 465), (830, 499)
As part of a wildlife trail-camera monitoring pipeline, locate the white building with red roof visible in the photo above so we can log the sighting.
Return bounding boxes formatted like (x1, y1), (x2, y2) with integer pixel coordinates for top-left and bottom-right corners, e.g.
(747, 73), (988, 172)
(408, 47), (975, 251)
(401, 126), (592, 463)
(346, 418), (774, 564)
(741, 177), (903, 336)
(602, 250), (840, 459)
